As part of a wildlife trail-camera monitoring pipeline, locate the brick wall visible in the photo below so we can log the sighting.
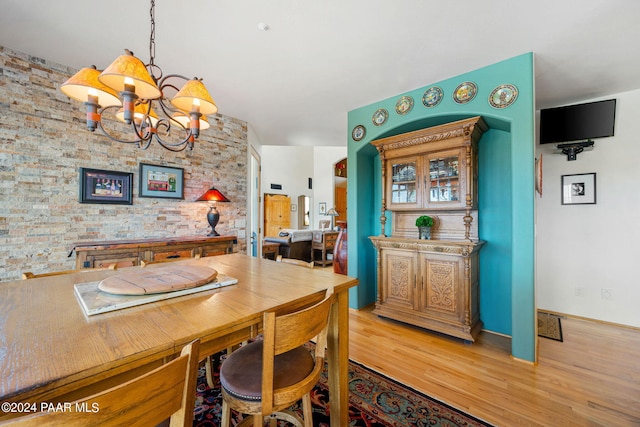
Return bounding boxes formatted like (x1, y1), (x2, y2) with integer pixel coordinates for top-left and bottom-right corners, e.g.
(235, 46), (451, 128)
(0, 46), (248, 281)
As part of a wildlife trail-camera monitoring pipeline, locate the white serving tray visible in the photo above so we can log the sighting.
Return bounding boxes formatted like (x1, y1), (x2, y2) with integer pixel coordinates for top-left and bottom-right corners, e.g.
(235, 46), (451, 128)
(74, 274), (238, 316)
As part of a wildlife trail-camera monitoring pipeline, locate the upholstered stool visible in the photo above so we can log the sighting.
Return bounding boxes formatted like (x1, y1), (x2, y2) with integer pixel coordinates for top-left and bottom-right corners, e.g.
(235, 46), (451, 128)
(218, 293), (334, 427)
(220, 341), (314, 401)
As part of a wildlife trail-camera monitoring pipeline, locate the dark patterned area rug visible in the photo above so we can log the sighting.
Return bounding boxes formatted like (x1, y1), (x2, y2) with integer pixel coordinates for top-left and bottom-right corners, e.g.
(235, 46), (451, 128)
(538, 311), (564, 342)
(193, 348), (493, 426)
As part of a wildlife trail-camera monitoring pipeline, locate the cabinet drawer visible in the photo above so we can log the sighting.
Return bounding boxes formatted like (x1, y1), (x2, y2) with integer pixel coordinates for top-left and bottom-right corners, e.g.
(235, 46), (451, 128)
(98, 258), (138, 268)
(201, 241), (234, 257)
(325, 234), (338, 244)
(201, 246), (227, 257)
(85, 253), (140, 268)
(152, 249), (193, 261)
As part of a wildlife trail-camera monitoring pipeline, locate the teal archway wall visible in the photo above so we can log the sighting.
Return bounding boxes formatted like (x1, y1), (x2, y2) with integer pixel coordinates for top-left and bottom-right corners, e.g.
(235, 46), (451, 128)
(346, 53), (536, 361)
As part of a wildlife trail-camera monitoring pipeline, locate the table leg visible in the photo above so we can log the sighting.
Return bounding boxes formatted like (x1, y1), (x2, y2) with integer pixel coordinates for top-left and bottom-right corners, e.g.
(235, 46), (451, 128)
(327, 288), (349, 426)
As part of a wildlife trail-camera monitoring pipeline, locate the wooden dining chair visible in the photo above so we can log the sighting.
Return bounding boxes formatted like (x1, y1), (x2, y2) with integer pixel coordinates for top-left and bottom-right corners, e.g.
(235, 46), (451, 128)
(219, 291), (334, 427)
(275, 255), (314, 269)
(21, 264), (117, 279)
(1, 339), (200, 427)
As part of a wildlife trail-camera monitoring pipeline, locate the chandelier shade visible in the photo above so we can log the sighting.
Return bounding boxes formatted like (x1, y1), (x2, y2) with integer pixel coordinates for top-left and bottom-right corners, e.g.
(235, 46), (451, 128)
(60, 66), (122, 107)
(171, 78), (218, 116)
(98, 52), (162, 100)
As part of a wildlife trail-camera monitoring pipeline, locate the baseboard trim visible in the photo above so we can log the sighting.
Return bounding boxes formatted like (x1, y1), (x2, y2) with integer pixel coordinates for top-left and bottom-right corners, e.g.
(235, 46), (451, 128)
(537, 308), (640, 332)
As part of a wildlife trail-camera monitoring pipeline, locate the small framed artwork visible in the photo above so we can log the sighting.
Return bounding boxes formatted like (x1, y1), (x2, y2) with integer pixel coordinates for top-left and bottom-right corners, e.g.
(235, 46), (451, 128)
(139, 163), (184, 199)
(561, 173), (596, 205)
(319, 202), (327, 215)
(79, 168), (133, 205)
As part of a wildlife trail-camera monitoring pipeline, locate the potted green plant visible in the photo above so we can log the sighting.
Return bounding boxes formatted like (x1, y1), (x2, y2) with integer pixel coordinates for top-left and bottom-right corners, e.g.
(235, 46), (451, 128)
(415, 215), (433, 240)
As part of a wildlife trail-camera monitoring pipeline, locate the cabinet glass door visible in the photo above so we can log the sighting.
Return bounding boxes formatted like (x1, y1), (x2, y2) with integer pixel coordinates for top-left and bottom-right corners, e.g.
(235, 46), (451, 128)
(390, 161), (417, 204)
(428, 155), (459, 203)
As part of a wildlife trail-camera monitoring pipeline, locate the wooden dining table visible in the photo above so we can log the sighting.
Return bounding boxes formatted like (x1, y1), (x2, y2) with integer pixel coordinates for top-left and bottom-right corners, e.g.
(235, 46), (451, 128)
(0, 253), (358, 425)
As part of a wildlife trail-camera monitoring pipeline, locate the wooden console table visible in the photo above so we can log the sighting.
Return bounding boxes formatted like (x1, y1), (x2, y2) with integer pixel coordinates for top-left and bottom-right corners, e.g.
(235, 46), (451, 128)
(262, 241), (280, 260)
(71, 235), (236, 269)
(311, 230), (339, 267)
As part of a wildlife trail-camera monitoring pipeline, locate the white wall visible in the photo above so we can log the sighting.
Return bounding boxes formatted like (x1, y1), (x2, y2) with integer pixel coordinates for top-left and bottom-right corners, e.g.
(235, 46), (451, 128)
(261, 146), (315, 229)
(261, 145), (347, 230)
(536, 88), (640, 327)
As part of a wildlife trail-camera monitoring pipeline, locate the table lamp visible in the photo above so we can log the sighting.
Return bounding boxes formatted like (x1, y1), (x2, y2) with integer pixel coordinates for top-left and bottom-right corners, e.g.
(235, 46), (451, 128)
(326, 207), (339, 231)
(196, 186), (230, 236)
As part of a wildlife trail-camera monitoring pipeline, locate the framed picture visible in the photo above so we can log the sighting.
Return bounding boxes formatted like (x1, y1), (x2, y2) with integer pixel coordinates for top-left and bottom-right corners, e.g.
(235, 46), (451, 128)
(561, 173), (596, 205)
(79, 168), (133, 205)
(319, 202), (327, 215)
(139, 163), (184, 199)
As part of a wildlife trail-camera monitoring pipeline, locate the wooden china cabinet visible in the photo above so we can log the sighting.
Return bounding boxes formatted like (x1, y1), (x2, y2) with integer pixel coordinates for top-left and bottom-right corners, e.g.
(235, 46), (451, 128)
(369, 117), (487, 342)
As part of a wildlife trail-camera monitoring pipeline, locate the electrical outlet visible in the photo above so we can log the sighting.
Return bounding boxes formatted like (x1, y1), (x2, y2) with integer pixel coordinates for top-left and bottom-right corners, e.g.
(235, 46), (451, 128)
(601, 288), (613, 300)
(575, 287), (585, 297)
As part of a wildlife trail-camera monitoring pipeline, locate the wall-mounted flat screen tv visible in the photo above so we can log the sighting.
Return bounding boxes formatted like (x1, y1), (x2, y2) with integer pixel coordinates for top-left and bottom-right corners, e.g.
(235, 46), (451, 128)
(539, 99), (616, 144)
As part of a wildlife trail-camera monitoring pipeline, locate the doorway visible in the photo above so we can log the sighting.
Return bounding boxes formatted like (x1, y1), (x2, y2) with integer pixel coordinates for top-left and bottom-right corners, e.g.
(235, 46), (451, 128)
(334, 158), (347, 226)
(249, 146), (261, 257)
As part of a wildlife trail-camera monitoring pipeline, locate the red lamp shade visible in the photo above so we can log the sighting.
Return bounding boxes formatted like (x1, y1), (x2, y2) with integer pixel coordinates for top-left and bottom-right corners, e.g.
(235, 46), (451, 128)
(196, 187), (230, 203)
(196, 187), (230, 236)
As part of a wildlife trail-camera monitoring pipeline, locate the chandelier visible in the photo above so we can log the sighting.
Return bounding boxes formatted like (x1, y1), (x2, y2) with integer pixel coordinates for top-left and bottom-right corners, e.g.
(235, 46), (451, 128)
(60, 0), (217, 151)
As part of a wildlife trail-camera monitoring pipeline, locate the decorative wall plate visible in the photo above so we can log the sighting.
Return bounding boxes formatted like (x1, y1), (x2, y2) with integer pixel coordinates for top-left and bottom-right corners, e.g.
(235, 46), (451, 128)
(453, 82), (477, 104)
(352, 124), (366, 141)
(422, 86), (443, 108)
(372, 108), (389, 126)
(489, 84), (518, 108)
(395, 96), (414, 115)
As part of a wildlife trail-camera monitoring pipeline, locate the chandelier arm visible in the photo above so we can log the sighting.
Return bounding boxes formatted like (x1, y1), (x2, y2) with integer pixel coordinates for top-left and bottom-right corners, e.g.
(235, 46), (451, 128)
(155, 98), (190, 132)
(157, 73), (192, 88)
(92, 105), (159, 148)
(138, 137), (153, 150)
(96, 124), (144, 145)
(152, 119), (195, 151)
(134, 116), (156, 141)
(96, 123), (157, 148)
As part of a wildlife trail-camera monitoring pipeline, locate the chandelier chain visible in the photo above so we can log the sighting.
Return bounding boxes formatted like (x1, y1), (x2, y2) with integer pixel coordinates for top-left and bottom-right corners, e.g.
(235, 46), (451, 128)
(149, 0), (156, 67)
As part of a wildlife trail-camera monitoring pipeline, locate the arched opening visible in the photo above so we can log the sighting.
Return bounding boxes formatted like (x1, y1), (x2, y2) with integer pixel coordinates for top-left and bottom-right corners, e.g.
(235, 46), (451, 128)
(333, 157), (347, 228)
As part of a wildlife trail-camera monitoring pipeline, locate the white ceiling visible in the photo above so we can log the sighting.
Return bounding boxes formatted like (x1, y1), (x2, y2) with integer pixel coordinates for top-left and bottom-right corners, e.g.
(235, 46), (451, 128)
(1, 0), (639, 147)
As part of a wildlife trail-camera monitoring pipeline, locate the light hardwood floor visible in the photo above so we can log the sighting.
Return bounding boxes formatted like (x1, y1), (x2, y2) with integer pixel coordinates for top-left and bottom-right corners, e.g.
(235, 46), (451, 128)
(348, 305), (640, 427)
